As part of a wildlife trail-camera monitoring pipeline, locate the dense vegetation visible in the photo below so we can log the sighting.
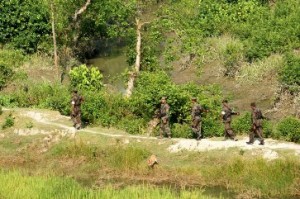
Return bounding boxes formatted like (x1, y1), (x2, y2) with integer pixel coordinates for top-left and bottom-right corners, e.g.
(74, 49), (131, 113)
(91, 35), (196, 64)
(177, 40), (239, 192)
(1, 0), (300, 140)
(0, 1), (300, 198)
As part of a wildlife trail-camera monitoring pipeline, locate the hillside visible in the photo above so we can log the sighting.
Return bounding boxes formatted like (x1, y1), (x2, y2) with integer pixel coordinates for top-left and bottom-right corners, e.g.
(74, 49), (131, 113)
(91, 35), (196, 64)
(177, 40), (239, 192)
(0, 0), (300, 198)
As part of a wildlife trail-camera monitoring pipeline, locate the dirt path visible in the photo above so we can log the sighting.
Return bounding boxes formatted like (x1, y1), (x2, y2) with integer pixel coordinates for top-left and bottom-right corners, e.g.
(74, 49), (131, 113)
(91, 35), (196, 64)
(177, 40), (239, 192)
(4, 108), (300, 160)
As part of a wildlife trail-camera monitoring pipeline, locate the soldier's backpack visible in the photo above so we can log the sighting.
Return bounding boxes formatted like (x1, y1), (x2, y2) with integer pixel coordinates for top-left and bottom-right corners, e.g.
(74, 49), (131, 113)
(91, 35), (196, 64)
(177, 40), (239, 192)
(194, 105), (202, 116)
(256, 109), (264, 119)
(74, 95), (83, 106)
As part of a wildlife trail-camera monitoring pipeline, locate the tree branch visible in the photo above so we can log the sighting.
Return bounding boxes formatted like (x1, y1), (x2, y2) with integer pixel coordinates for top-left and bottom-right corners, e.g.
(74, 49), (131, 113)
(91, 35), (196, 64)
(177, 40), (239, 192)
(73, 0), (91, 21)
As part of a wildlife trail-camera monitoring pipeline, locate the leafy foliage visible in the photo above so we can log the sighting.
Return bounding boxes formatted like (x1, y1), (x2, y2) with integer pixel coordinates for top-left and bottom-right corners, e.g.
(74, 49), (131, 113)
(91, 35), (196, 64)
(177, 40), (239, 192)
(276, 117), (300, 143)
(232, 112), (252, 134)
(131, 71), (223, 137)
(0, 0), (50, 53)
(69, 65), (103, 91)
(152, 0), (300, 71)
(2, 113), (14, 129)
(279, 54), (300, 92)
(0, 48), (26, 90)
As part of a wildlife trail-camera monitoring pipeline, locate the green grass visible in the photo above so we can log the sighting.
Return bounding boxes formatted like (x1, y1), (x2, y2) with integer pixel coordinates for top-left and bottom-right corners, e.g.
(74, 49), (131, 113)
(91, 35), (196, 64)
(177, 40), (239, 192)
(202, 157), (300, 198)
(0, 170), (223, 199)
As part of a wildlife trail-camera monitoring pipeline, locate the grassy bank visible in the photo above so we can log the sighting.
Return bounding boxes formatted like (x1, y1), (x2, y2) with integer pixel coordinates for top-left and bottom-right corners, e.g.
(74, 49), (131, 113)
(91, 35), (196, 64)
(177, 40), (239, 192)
(0, 170), (224, 199)
(0, 125), (299, 198)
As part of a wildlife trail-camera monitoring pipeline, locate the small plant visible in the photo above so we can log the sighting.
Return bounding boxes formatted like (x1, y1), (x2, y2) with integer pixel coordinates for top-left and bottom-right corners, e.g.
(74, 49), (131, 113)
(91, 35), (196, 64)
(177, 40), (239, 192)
(25, 122), (34, 129)
(2, 113), (14, 129)
(0, 106), (3, 115)
(69, 64), (103, 91)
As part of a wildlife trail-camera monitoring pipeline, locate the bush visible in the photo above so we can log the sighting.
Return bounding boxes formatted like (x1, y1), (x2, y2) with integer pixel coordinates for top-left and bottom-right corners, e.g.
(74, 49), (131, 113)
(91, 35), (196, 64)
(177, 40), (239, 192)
(276, 117), (300, 143)
(222, 40), (244, 77)
(116, 117), (146, 135)
(232, 112), (252, 134)
(0, 83), (71, 114)
(279, 54), (300, 92)
(0, 0), (51, 53)
(262, 120), (274, 138)
(0, 64), (14, 90)
(131, 71), (223, 137)
(69, 65), (103, 92)
(171, 123), (193, 138)
(2, 113), (14, 129)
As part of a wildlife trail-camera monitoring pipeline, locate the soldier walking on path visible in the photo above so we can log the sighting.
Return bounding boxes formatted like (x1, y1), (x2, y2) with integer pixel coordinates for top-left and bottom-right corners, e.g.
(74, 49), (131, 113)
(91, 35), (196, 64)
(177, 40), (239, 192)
(159, 97), (171, 138)
(71, 90), (84, 130)
(221, 99), (239, 141)
(247, 102), (265, 145)
(191, 97), (204, 140)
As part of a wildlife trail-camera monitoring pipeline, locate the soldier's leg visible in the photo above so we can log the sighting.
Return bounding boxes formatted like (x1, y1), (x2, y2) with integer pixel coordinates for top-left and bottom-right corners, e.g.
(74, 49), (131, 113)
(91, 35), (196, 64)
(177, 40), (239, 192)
(223, 123), (229, 139)
(225, 122), (235, 139)
(159, 121), (164, 138)
(165, 119), (171, 138)
(256, 127), (264, 145)
(248, 128), (255, 143)
(71, 114), (76, 127)
(192, 118), (201, 139)
(197, 121), (202, 139)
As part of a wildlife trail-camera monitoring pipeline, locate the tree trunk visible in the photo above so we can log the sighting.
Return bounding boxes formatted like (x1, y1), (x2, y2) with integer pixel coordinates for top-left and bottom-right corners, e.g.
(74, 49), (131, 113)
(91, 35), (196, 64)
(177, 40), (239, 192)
(72, 0), (91, 45)
(50, 1), (59, 81)
(125, 18), (143, 97)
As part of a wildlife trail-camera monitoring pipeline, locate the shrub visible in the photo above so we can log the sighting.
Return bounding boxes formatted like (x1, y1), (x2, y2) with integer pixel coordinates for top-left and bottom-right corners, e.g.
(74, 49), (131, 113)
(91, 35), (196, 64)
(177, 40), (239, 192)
(0, 64), (14, 90)
(0, 83), (71, 114)
(171, 123), (193, 138)
(232, 112), (252, 134)
(276, 117), (300, 143)
(130, 71), (224, 137)
(222, 40), (244, 77)
(202, 117), (224, 137)
(279, 54), (300, 92)
(69, 65), (103, 92)
(116, 117), (146, 135)
(2, 113), (14, 129)
(262, 120), (274, 138)
(0, 0), (51, 53)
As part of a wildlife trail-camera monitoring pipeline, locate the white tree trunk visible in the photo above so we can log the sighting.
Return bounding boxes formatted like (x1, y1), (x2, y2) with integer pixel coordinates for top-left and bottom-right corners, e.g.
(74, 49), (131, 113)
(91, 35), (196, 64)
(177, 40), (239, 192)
(73, 0), (91, 21)
(125, 18), (143, 97)
(50, 1), (59, 80)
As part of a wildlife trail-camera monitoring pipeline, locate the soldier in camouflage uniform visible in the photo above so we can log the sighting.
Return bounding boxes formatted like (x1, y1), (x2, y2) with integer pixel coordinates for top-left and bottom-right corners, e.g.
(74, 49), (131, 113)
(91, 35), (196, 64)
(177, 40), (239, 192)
(71, 90), (84, 130)
(159, 97), (171, 138)
(221, 100), (239, 141)
(191, 97), (204, 140)
(247, 102), (264, 145)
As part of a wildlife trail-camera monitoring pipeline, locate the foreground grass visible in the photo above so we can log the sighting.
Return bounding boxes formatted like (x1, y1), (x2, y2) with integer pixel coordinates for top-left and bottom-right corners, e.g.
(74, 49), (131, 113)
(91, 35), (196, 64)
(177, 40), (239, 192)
(0, 170), (223, 199)
(0, 128), (299, 199)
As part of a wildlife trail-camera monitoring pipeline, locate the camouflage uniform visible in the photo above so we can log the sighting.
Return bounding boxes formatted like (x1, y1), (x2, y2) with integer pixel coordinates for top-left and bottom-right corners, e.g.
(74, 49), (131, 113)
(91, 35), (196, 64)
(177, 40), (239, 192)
(191, 102), (203, 140)
(71, 91), (83, 129)
(248, 106), (264, 145)
(222, 102), (238, 140)
(159, 98), (171, 138)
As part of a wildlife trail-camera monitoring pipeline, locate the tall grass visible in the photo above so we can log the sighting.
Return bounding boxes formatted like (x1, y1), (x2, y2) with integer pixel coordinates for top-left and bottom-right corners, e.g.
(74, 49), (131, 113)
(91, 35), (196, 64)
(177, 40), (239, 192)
(0, 170), (223, 199)
(236, 54), (283, 83)
(49, 139), (150, 171)
(202, 157), (300, 198)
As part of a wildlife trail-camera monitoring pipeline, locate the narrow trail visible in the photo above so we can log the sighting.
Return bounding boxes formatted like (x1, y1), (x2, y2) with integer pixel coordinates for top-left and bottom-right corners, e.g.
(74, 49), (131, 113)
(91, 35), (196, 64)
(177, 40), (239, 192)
(4, 108), (300, 159)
